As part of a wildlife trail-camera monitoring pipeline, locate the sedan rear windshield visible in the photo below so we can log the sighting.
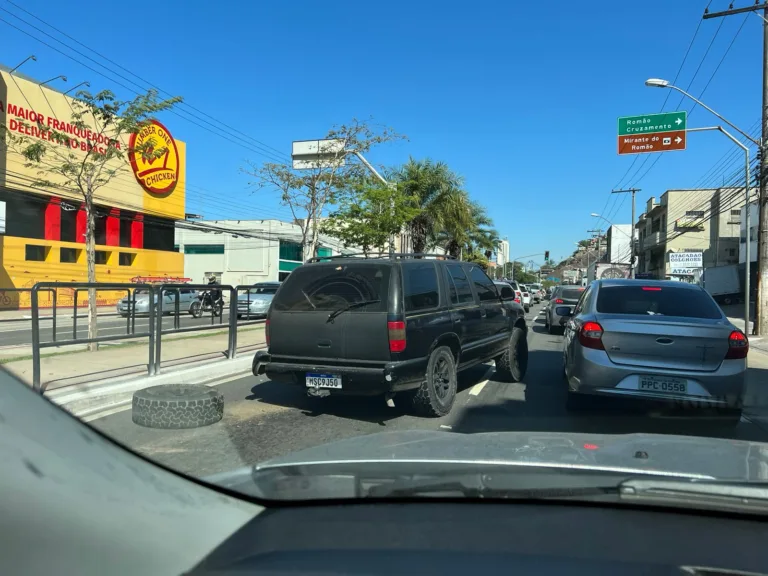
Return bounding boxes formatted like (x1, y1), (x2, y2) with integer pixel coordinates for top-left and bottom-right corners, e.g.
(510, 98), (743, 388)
(596, 285), (722, 319)
(272, 263), (390, 312)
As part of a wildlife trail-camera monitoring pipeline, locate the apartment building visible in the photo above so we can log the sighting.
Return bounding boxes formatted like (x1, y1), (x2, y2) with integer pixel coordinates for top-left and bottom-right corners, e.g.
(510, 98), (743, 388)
(635, 188), (748, 279)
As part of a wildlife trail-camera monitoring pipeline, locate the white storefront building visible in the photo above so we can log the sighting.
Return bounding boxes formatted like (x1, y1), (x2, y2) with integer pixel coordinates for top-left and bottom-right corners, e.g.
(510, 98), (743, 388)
(174, 219), (353, 286)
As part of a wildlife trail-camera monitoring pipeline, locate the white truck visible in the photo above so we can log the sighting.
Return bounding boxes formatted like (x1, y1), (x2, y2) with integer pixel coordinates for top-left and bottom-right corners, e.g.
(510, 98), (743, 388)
(586, 262), (631, 283)
(699, 263), (740, 305)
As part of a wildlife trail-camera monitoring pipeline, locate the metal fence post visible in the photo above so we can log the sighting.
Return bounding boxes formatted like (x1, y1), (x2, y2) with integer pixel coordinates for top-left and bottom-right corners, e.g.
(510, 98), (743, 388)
(131, 289), (136, 335)
(154, 287), (164, 375)
(51, 289), (57, 343)
(72, 290), (78, 340)
(124, 289), (130, 334)
(31, 286), (41, 393)
(148, 287), (155, 376)
(228, 287), (237, 359)
(174, 289), (180, 330)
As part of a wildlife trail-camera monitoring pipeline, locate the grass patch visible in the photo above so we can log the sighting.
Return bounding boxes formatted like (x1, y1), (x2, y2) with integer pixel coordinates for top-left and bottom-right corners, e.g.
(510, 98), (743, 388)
(0, 325), (265, 365)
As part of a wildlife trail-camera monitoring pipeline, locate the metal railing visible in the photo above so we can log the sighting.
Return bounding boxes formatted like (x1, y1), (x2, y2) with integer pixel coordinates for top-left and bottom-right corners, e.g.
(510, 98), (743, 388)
(29, 282), (269, 392)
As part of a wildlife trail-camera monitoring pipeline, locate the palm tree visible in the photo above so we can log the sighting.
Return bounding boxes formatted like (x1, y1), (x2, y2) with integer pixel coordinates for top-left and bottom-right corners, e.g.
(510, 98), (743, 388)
(392, 158), (469, 254)
(437, 201), (499, 259)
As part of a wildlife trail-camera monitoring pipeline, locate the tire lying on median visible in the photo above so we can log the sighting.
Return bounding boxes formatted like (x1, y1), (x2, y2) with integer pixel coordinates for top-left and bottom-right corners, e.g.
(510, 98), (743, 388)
(132, 384), (224, 429)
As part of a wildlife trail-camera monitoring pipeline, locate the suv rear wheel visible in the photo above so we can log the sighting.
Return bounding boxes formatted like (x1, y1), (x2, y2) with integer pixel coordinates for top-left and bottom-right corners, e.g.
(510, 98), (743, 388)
(495, 326), (528, 382)
(410, 346), (457, 417)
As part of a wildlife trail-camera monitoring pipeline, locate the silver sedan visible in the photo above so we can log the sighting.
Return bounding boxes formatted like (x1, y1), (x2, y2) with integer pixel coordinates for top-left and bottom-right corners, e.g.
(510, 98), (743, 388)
(237, 282), (280, 319)
(559, 279), (748, 423)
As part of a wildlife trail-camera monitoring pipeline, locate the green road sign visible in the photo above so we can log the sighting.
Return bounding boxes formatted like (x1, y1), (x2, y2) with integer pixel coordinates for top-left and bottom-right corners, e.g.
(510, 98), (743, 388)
(617, 111), (687, 136)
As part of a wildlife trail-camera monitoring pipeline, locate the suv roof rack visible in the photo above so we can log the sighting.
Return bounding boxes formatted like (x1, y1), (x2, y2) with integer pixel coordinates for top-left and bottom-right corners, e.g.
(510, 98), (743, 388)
(305, 253), (457, 263)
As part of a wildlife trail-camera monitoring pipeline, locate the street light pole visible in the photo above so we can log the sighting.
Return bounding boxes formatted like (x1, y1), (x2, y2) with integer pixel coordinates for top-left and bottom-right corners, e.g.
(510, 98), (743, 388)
(609, 189), (640, 278)
(646, 79), (756, 335)
(687, 126), (751, 336)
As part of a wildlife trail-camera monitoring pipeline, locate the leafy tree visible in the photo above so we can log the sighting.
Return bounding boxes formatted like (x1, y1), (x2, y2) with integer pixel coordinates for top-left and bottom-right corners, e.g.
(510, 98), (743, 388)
(320, 181), (421, 255)
(2, 88), (181, 350)
(245, 119), (404, 261)
(463, 250), (490, 270)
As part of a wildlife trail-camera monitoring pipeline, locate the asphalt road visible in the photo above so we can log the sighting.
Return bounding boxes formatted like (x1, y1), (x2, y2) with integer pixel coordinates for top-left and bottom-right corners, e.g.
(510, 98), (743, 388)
(90, 301), (768, 479)
(0, 311), (253, 347)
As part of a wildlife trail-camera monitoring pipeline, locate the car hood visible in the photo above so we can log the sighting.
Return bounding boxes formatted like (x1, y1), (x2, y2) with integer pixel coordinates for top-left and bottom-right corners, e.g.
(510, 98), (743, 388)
(206, 430), (768, 496)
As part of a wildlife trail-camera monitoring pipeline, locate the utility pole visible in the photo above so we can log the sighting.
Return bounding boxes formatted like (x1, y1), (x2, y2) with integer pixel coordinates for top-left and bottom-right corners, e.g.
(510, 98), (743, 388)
(612, 188), (640, 278)
(703, 2), (768, 333)
(588, 228), (601, 282)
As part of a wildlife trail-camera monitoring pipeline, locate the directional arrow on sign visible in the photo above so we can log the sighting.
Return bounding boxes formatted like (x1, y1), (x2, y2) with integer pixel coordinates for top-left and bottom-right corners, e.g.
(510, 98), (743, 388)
(675, 117), (683, 125)
(675, 136), (682, 144)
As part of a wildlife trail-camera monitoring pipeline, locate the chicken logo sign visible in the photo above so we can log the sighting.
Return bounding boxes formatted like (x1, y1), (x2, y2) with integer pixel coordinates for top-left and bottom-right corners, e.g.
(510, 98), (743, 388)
(129, 120), (180, 196)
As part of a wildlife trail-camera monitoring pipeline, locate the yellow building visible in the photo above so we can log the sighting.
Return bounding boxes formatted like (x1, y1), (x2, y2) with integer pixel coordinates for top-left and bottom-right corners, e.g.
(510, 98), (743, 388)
(0, 67), (186, 308)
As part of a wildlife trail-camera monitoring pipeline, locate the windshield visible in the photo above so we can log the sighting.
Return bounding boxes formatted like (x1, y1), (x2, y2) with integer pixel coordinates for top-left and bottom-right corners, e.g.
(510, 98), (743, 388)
(16, 0), (766, 514)
(596, 285), (723, 319)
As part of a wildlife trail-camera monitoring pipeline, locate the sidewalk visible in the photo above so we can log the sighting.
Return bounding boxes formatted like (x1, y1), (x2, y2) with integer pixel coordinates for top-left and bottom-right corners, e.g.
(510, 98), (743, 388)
(0, 304), (118, 322)
(3, 324), (265, 392)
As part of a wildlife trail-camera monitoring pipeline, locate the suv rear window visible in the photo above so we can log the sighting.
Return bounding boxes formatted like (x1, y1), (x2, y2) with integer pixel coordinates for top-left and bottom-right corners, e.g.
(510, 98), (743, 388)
(403, 262), (439, 311)
(596, 285), (722, 319)
(560, 288), (584, 300)
(272, 263), (390, 312)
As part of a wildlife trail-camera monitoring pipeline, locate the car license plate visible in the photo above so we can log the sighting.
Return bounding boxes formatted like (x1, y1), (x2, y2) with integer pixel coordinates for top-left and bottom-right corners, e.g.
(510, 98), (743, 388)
(305, 373), (342, 389)
(639, 376), (687, 394)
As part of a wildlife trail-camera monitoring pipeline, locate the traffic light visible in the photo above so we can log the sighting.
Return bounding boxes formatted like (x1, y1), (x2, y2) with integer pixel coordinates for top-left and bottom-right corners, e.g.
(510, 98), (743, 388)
(545, 250), (550, 261)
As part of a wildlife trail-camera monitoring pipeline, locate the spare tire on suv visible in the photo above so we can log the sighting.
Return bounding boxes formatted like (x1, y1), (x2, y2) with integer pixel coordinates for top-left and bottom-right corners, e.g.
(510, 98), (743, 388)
(253, 254), (528, 417)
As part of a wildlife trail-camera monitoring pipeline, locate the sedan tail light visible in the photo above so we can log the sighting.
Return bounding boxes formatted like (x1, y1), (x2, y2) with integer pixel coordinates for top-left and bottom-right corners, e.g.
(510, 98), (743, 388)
(265, 318), (270, 346)
(555, 298), (564, 304)
(388, 320), (406, 352)
(578, 321), (604, 350)
(725, 330), (749, 359)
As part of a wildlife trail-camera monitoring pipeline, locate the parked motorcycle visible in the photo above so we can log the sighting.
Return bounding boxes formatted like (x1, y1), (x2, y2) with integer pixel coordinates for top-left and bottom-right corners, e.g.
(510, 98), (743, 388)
(189, 291), (224, 318)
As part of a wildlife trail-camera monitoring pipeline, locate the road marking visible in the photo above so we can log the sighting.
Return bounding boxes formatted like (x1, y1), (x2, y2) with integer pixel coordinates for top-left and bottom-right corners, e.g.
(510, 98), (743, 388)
(439, 424), (452, 430)
(469, 380), (488, 396)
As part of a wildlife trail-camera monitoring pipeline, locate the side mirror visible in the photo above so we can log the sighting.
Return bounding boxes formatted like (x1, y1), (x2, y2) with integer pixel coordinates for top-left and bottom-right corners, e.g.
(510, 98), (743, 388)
(555, 306), (573, 317)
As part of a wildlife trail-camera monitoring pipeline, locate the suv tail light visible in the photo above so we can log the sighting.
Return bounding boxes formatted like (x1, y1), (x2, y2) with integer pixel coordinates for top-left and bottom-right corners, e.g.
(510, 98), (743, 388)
(265, 318), (270, 346)
(555, 298), (564, 304)
(725, 330), (748, 359)
(388, 320), (406, 352)
(578, 321), (604, 350)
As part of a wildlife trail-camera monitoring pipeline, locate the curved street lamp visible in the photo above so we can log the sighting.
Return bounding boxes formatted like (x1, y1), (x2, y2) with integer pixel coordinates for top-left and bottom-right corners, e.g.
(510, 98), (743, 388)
(645, 77), (756, 334)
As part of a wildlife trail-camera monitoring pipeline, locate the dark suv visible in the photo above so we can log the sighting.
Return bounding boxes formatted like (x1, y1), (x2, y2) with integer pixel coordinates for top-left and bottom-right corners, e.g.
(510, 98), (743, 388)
(252, 254), (529, 417)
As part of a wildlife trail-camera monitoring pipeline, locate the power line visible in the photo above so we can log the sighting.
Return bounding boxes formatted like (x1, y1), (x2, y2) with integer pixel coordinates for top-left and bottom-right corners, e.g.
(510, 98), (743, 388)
(0, 14), (289, 165)
(0, 3), (290, 164)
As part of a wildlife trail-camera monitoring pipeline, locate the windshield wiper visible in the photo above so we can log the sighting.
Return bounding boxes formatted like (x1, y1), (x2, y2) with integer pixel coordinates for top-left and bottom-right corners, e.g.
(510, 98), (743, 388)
(618, 478), (768, 515)
(327, 299), (380, 323)
(366, 475), (619, 499)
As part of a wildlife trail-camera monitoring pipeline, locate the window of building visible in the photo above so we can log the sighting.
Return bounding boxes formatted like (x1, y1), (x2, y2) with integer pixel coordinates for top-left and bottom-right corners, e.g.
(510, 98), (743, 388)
(60, 247), (80, 263)
(317, 246), (332, 258)
(94, 211), (107, 245)
(119, 252), (136, 266)
(95, 251), (109, 265)
(731, 209), (742, 216)
(143, 215), (175, 251)
(469, 265), (498, 302)
(728, 248), (736, 257)
(184, 244), (225, 255)
(403, 263), (439, 312)
(446, 264), (474, 304)
(685, 210), (705, 217)
(279, 241), (303, 262)
(278, 271), (292, 282)
(60, 207), (77, 243)
(5, 192), (45, 240)
(25, 244), (47, 261)
(119, 215), (132, 248)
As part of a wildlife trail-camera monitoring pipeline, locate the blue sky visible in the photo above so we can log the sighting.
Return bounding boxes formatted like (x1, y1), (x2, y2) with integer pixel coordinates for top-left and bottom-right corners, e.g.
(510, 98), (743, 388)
(1, 0), (763, 265)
